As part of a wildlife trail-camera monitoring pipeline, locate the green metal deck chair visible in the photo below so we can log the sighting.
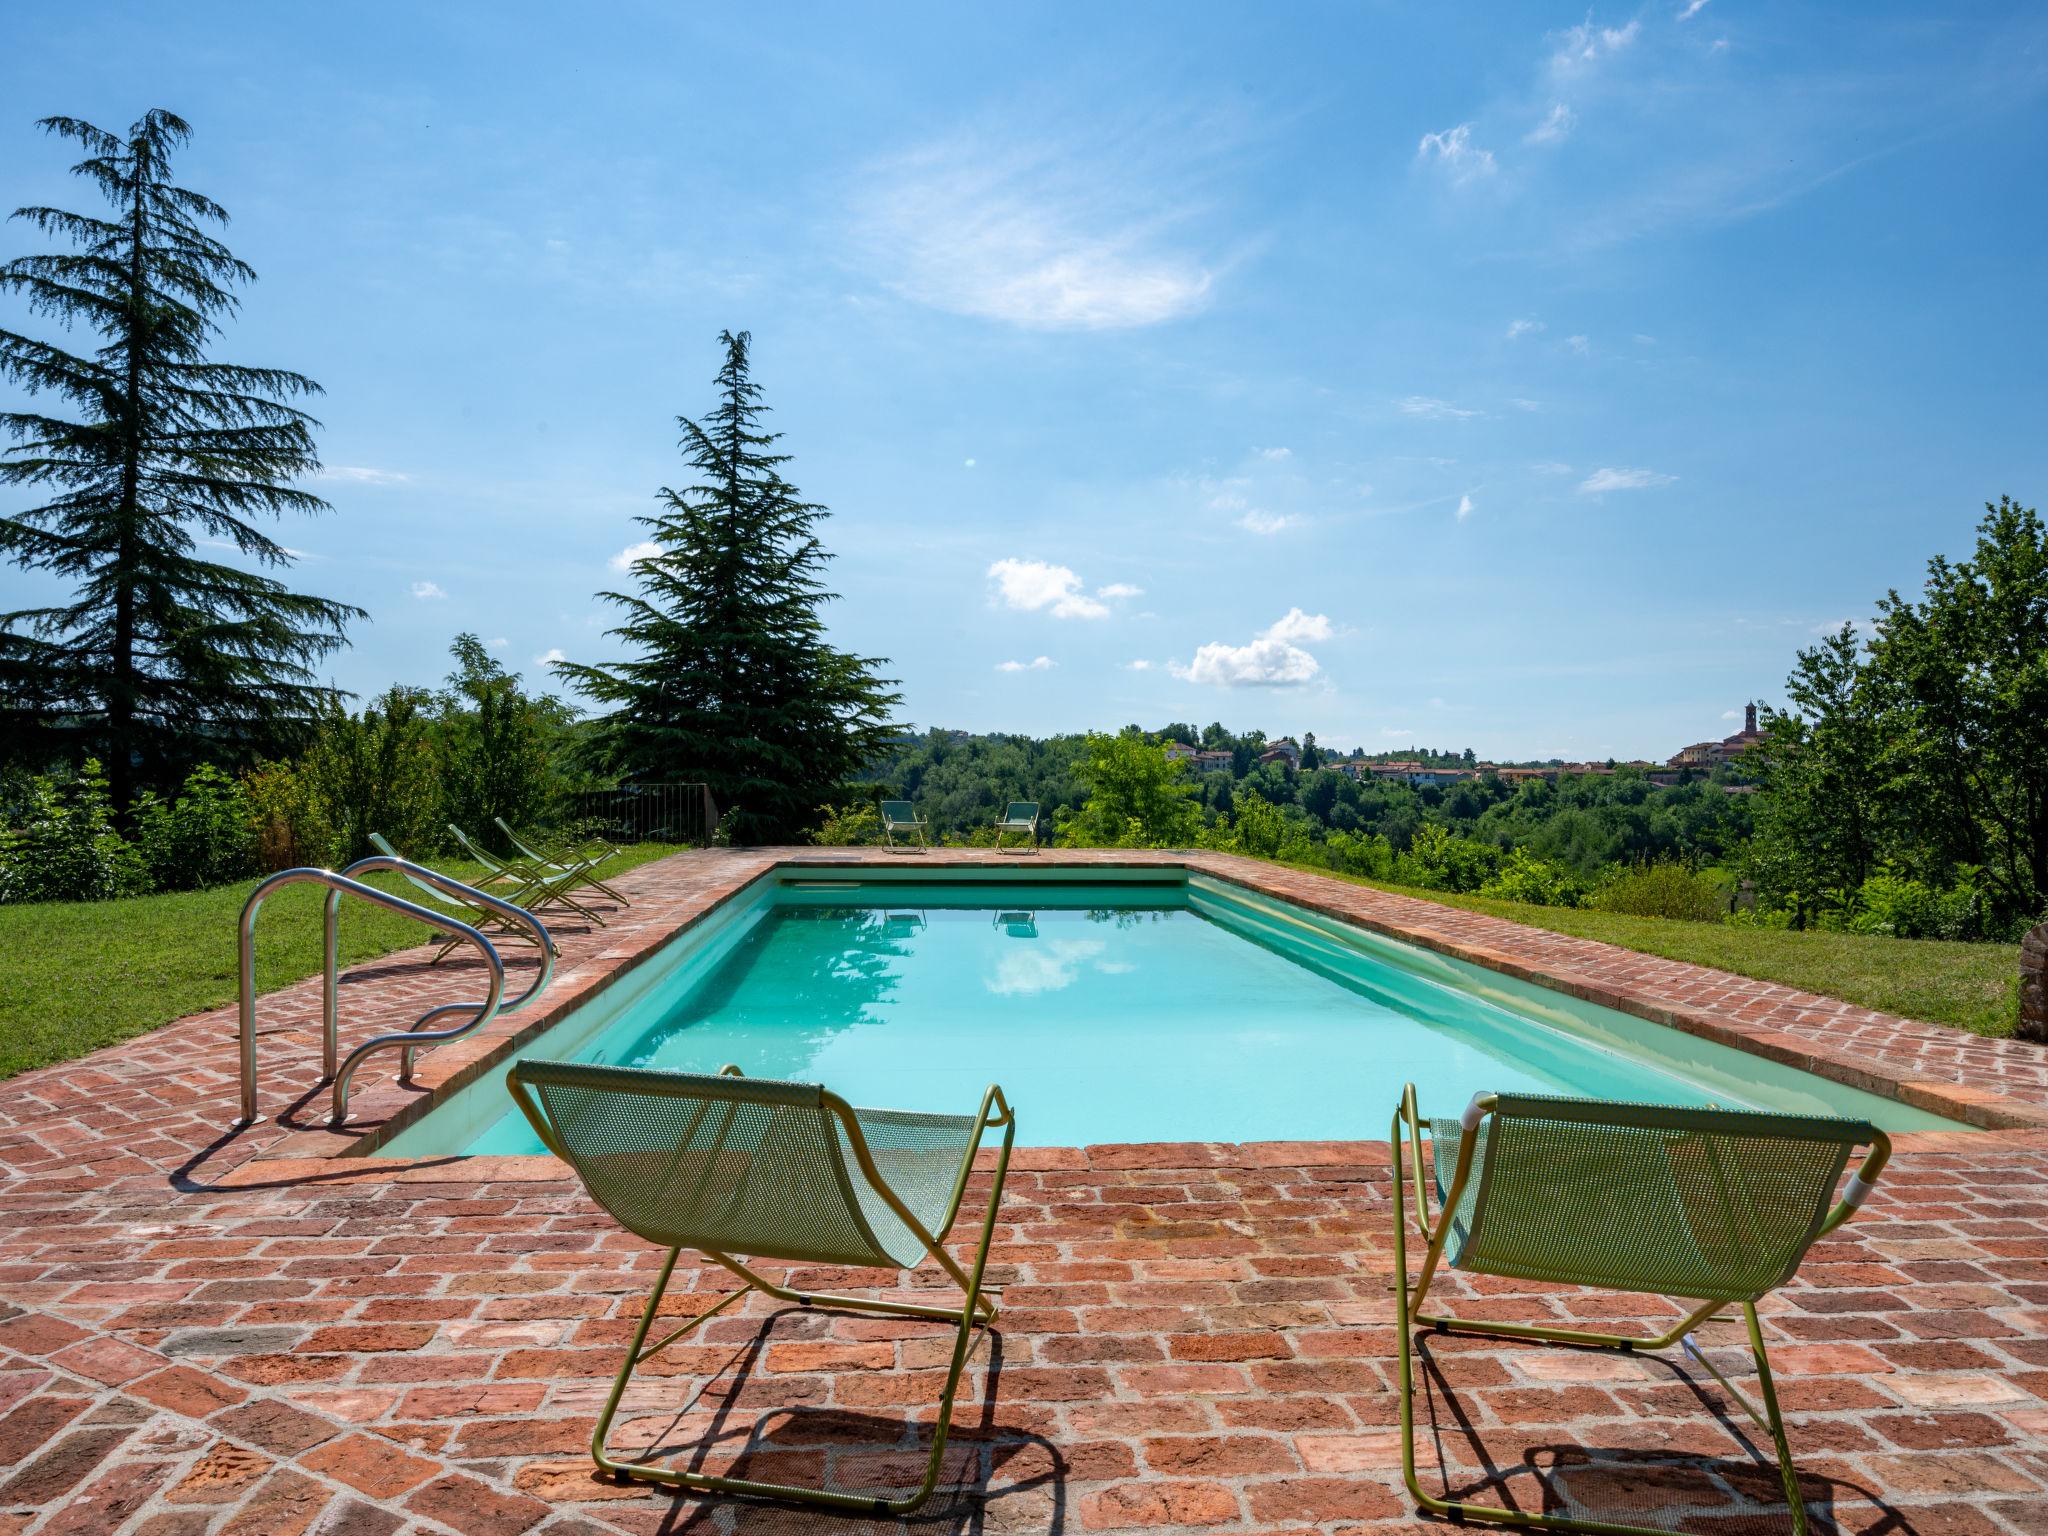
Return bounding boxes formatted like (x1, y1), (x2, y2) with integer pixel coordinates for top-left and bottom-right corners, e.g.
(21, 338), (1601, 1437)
(494, 816), (632, 907)
(993, 802), (1040, 853)
(447, 823), (607, 927)
(367, 834), (560, 965)
(508, 1059), (1015, 1514)
(1391, 1085), (1890, 1536)
(879, 800), (927, 853)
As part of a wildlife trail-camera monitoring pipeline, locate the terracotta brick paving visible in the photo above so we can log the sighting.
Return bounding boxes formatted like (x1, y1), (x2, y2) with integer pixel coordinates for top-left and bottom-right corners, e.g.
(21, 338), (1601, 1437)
(2, 848), (2045, 1534)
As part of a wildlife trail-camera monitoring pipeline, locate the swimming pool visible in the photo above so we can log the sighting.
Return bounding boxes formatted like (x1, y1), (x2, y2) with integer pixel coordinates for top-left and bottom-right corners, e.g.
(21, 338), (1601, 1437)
(373, 869), (1971, 1154)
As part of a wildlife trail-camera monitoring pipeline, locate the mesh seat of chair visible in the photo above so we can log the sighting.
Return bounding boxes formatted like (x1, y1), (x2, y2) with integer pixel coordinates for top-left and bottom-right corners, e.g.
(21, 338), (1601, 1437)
(514, 1060), (979, 1271)
(1429, 1095), (1872, 1303)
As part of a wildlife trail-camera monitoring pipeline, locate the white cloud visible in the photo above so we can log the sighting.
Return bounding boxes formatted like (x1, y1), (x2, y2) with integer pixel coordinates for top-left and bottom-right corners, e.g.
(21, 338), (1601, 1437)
(986, 557), (1109, 619)
(1456, 494), (1476, 521)
(318, 466), (409, 486)
(609, 540), (661, 572)
(1679, 0), (1711, 20)
(1505, 318), (1545, 340)
(1174, 608), (1332, 687)
(1551, 17), (1640, 71)
(410, 580), (446, 600)
(534, 647), (566, 666)
(1398, 395), (1482, 420)
(1237, 510), (1299, 535)
(1567, 334), (1591, 355)
(1417, 123), (1497, 181)
(1096, 582), (1144, 599)
(1255, 445), (1292, 460)
(1125, 659), (1154, 671)
(488, 636), (509, 649)
(1578, 466), (1677, 493)
(996, 655), (1055, 672)
(852, 131), (1218, 331)
(1525, 102), (1577, 146)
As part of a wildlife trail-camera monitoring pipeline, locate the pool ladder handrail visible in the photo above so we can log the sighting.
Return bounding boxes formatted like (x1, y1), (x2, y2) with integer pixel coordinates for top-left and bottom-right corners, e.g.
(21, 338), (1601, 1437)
(234, 859), (554, 1128)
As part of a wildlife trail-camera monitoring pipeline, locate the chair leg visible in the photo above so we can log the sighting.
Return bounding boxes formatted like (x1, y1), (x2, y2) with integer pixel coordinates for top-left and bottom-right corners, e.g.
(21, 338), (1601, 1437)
(589, 1160), (1009, 1515)
(1390, 1128), (1792, 1536)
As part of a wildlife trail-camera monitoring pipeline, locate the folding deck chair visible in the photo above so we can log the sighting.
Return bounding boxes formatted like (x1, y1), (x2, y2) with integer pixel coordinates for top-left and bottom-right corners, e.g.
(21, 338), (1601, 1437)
(493, 816), (631, 907)
(447, 823), (608, 927)
(507, 1059), (1016, 1514)
(1390, 1085), (1890, 1536)
(367, 833), (559, 965)
(993, 801), (1040, 853)
(879, 800), (927, 853)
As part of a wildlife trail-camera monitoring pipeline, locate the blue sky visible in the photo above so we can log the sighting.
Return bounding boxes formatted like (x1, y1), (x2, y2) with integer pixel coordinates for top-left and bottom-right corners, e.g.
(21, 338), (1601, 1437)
(4, 2), (2045, 761)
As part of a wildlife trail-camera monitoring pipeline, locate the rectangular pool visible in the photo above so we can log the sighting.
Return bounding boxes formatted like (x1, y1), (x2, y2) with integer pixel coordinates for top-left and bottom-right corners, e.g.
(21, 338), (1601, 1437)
(374, 869), (1971, 1154)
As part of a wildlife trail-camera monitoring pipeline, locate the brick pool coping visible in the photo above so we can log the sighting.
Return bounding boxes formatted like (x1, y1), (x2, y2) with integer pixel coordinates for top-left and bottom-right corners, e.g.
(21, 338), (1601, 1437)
(241, 847), (2048, 1186)
(5, 847), (2047, 1535)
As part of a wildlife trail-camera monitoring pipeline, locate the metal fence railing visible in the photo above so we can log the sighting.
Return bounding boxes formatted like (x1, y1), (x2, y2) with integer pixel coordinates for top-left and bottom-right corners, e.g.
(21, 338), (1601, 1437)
(571, 783), (719, 845)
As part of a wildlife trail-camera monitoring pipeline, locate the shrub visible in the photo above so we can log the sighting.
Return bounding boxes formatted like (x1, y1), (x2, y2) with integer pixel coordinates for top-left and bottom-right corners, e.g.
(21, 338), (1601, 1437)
(812, 801), (882, 846)
(0, 760), (148, 903)
(1595, 862), (1728, 922)
(132, 764), (259, 891)
(1477, 848), (1586, 908)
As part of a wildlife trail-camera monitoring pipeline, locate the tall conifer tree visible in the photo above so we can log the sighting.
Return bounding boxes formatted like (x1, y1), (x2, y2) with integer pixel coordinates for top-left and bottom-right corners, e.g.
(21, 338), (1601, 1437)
(0, 110), (362, 805)
(559, 331), (899, 843)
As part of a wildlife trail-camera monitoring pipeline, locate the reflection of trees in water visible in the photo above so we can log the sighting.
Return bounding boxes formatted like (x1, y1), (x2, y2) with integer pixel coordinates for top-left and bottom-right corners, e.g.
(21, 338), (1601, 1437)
(619, 907), (912, 1069)
(1083, 906), (1175, 930)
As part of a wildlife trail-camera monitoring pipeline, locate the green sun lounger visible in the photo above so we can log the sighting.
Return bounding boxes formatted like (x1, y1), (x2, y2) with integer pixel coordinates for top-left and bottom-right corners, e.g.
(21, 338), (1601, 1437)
(447, 823), (607, 927)
(508, 1059), (1015, 1514)
(1390, 1085), (1889, 1536)
(367, 833), (559, 965)
(879, 800), (926, 853)
(993, 801), (1039, 853)
(493, 816), (631, 907)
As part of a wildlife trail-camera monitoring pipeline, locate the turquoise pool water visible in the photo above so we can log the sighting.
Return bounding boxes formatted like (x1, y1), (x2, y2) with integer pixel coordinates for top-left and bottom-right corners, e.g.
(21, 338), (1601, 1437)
(376, 872), (1969, 1155)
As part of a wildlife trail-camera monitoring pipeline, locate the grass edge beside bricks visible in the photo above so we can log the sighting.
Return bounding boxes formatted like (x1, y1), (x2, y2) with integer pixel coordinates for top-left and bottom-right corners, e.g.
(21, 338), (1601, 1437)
(0, 843), (2020, 1082)
(0, 844), (676, 1080)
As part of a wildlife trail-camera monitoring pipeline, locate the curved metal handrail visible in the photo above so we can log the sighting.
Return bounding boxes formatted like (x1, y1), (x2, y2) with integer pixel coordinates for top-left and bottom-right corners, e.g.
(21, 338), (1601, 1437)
(324, 855), (556, 1125)
(235, 868), (504, 1128)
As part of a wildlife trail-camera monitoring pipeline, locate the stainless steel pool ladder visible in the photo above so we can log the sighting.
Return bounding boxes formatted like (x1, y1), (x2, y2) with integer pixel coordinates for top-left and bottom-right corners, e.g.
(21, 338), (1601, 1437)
(234, 857), (554, 1128)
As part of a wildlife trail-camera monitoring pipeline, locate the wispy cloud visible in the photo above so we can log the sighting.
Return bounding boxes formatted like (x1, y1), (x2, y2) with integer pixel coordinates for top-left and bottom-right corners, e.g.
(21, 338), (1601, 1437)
(1237, 510), (1299, 535)
(852, 118), (1233, 330)
(1505, 317), (1545, 340)
(1417, 123), (1497, 181)
(987, 557), (1110, 619)
(1525, 102), (1577, 146)
(1172, 608), (1333, 687)
(318, 466), (410, 486)
(1550, 16), (1640, 72)
(410, 580), (446, 600)
(996, 655), (1055, 672)
(1578, 466), (1676, 493)
(609, 540), (660, 572)
(1398, 395), (1483, 420)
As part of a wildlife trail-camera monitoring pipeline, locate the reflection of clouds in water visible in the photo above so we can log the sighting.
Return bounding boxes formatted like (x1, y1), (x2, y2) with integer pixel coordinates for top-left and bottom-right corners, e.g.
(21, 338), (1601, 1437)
(986, 939), (1112, 996)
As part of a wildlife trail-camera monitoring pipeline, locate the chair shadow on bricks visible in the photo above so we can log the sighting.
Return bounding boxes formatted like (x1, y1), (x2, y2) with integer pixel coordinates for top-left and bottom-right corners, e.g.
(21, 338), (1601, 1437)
(1410, 1337), (1899, 1536)
(597, 1306), (1066, 1535)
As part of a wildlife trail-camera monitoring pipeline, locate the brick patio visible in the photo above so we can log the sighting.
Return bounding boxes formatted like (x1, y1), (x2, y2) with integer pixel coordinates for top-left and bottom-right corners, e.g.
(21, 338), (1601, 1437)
(2, 848), (2045, 1535)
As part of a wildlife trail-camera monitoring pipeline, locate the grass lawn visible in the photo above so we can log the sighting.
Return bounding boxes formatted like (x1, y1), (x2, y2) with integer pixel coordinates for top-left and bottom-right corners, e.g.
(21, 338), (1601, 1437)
(1280, 861), (2022, 1038)
(0, 844), (679, 1080)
